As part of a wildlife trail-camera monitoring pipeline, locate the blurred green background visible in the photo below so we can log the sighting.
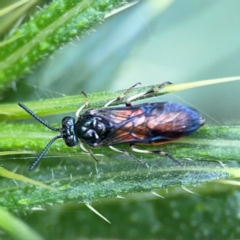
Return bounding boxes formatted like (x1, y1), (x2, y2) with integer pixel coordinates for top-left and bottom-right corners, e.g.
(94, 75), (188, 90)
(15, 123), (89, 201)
(1, 0), (240, 239)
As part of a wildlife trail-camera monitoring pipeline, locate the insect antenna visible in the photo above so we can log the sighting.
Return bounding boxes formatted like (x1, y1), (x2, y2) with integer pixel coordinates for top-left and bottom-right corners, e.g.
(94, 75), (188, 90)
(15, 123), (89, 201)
(18, 103), (62, 171)
(29, 135), (62, 171)
(18, 103), (60, 132)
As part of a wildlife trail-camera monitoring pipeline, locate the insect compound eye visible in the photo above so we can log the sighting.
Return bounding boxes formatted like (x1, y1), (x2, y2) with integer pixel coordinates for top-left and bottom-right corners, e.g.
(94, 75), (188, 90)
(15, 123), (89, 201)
(62, 116), (74, 126)
(61, 116), (78, 147)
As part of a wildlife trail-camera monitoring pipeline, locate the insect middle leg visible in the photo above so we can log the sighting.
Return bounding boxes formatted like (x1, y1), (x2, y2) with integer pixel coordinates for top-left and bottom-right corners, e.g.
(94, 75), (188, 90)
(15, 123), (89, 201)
(104, 82), (141, 107)
(104, 81), (172, 108)
(130, 144), (182, 165)
(125, 81), (172, 106)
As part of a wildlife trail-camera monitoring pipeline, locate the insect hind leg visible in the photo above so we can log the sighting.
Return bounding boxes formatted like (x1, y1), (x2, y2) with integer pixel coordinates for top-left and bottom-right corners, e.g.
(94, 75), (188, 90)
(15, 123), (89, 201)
(109, 146), (149, 168)
(104, 82), (141, 107)
(126, 81), (172, 106)
(130, 144), (182, 166)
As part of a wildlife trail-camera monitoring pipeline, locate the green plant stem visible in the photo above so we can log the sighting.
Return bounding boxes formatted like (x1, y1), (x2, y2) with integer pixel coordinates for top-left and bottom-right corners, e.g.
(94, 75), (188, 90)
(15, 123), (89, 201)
(0, 161), (236, 211)
(0, 123), (239, 161)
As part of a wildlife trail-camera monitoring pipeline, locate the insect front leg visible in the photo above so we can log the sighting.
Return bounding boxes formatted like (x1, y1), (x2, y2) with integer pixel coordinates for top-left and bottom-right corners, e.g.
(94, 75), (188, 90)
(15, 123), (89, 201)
(130, 144), (182, 166)
(126, 81), (172, 106)
(104, 82), (141, 107)
(76, 92), (90, 118)
(109, 146), (149, 167)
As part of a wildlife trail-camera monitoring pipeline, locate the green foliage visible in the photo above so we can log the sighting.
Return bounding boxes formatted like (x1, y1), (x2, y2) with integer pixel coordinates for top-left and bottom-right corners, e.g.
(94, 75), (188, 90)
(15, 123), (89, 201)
(0, 0), (128, 93)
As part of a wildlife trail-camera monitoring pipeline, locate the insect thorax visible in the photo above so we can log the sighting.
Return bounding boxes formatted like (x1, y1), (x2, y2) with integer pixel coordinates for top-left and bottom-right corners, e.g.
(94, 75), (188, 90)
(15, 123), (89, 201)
(75, 114), (110, 146)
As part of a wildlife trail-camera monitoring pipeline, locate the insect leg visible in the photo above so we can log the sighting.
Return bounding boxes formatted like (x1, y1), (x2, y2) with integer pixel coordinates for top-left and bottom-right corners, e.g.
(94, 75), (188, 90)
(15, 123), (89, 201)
(104, 82), (141, 107)
(126, 81), (172, 106)
(76, 92), (89, 118)
(109, 146), (148, 167)
(130, 144), (182, 165)
(79, 142), (99, 162)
